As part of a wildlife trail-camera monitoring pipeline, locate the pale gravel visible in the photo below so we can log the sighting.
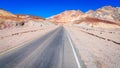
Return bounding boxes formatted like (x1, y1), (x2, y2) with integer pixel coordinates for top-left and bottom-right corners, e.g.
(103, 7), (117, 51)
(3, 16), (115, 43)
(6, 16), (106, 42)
(75, 25), (120, 43)
(0, 25), (57, 53)
(65, 25), (120, 68)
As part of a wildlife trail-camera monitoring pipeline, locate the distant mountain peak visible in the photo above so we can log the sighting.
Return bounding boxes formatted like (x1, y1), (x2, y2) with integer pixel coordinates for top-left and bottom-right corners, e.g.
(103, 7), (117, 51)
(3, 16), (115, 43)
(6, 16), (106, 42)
(46, 6), (120, 28)
(47, 10), (84, 24)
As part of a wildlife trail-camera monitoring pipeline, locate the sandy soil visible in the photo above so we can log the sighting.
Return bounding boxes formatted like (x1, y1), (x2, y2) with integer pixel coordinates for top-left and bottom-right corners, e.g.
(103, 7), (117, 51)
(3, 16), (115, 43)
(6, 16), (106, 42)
(74, 26), (120, 43)
(0, 25), (57, 53)
(65, 25), (120, 68)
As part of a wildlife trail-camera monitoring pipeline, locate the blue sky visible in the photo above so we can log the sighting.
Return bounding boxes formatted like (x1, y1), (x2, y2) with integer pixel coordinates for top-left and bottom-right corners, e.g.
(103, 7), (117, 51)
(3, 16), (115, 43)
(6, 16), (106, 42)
(0, 0), (120, 18)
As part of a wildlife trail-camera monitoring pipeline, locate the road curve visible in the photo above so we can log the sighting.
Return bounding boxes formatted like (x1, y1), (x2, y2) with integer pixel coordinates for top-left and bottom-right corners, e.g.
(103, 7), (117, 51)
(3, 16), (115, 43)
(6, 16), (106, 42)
(0, 26), (81, 68)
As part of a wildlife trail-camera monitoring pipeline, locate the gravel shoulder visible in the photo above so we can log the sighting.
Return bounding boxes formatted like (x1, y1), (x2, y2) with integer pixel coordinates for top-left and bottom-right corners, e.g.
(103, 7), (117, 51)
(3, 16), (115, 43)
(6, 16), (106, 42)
(0, 26), (57, 53)
(65, 25), (120, 68)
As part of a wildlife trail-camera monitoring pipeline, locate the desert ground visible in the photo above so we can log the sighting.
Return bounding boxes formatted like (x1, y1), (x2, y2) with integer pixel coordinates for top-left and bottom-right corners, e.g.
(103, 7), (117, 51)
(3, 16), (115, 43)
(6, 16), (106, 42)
(0, 25), (120, 68)
(0, 25), (57, 53)
(0, 6), (120, 68)
(65, 25), (120, 68)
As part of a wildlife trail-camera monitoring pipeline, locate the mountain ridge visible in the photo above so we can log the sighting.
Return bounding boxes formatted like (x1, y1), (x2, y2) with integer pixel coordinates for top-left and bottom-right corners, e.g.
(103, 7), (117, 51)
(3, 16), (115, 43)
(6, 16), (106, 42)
(0, 9), (46, 29)
(47, 6), (120, 28)
(0, 6), (120, 29)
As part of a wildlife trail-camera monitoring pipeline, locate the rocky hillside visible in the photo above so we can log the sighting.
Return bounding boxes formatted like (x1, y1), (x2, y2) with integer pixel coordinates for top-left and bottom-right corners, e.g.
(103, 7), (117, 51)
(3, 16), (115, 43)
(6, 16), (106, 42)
(47, 6), (120, 28)
(1, 6), (120, 29)
(47, 10), (84, 24)
(16, 14), (45, 21)
(75, 6), (120, 28)
(0, 9), (16, 17)
(0, 9), (46, 29)
(84, 6), (120, 23)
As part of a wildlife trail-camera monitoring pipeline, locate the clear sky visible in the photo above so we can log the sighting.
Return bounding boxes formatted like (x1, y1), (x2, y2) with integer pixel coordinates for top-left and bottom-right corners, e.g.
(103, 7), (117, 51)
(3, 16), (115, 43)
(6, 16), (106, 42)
(0, 0), (120, 18)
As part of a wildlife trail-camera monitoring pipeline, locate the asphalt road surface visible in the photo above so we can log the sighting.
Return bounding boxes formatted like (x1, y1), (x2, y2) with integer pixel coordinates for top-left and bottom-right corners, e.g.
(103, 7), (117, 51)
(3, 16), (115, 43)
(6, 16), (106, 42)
(0, 26), (81, 68)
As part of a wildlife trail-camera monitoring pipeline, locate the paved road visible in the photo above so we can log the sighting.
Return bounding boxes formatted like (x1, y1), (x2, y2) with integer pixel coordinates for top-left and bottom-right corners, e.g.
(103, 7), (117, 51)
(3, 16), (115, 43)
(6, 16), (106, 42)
(0, 26), (81, 68)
